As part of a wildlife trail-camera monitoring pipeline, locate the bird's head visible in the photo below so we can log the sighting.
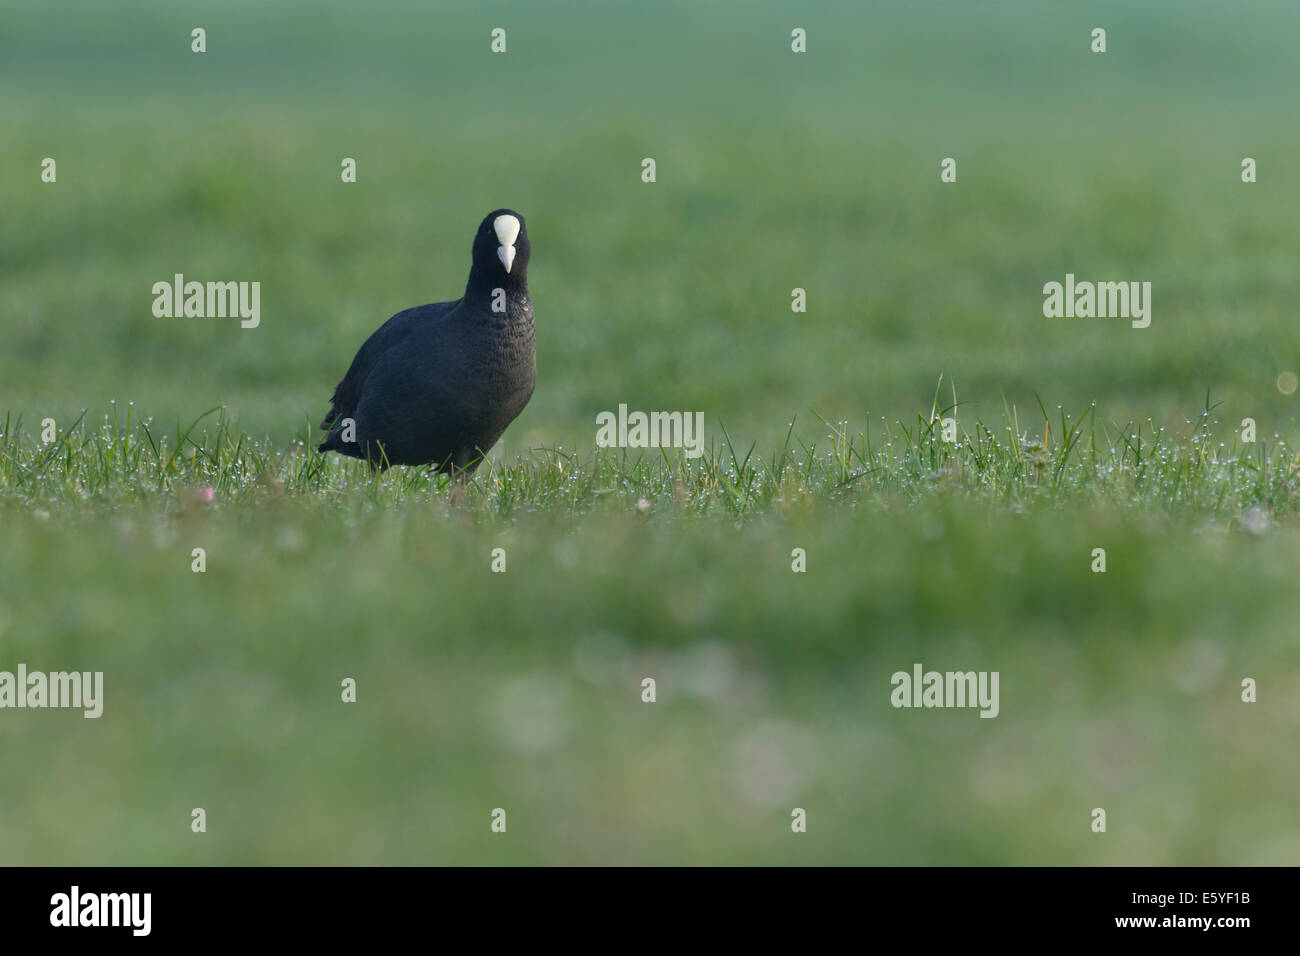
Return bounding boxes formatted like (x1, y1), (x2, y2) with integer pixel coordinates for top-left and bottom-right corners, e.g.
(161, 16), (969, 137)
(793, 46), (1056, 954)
(470, 208), (530, 287)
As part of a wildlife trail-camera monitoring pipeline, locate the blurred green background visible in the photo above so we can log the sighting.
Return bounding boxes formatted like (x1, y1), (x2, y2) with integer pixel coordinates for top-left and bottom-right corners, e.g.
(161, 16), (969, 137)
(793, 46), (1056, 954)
(1, 0), (1298, 864)
(4, 0), (1299, 445)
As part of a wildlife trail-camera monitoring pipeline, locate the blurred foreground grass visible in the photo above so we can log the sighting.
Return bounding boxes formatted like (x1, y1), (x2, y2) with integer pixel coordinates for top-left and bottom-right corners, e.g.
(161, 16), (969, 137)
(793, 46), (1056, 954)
(1, 405), (1298, 864)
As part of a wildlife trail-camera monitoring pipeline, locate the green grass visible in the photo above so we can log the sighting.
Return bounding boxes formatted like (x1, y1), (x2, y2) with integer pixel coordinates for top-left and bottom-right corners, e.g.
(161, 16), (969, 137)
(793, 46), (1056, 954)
(2, 392), (1298, 521)
(3, 405), (1300, 864)
(3, 399), (1299, 865)
(3, 0), (1300, 864)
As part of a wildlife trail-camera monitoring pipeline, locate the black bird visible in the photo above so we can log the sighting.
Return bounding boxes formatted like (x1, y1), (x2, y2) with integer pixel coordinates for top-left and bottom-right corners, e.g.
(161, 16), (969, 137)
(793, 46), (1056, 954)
(319, 209), (535, 475)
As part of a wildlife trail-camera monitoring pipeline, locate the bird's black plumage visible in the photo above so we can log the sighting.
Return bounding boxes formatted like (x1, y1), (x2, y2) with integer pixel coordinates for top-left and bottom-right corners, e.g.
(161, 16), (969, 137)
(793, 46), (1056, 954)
(319, 209), (535, 474)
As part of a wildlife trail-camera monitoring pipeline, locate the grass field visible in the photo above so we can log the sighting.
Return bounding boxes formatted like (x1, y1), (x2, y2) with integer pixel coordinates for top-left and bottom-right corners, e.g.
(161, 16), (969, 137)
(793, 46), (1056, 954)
(2, 0), (1299, 864)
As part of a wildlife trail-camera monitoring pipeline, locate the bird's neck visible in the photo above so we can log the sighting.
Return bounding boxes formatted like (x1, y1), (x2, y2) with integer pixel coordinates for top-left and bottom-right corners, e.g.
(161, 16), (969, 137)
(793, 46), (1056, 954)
(462, 273), (532, 332)
(465, 266), (528, 303)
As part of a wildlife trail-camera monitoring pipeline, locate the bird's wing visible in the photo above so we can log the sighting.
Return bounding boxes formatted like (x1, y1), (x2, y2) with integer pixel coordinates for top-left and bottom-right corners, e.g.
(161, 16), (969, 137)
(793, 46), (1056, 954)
(320, 299), (459, 430)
